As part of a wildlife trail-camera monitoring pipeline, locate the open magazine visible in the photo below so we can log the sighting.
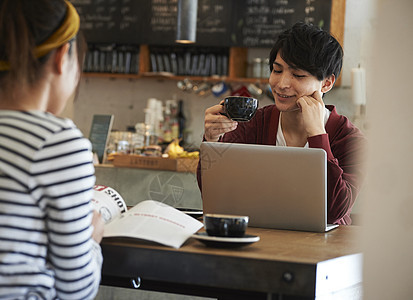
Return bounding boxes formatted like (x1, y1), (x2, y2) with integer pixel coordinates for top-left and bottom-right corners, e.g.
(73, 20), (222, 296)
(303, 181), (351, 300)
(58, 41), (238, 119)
(92, 185), (203, 248)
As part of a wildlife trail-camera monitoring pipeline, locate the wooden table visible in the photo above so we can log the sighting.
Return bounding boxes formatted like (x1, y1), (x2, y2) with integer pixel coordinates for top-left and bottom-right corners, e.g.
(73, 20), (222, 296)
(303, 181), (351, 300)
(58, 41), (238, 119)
(100, 226), (362, 300)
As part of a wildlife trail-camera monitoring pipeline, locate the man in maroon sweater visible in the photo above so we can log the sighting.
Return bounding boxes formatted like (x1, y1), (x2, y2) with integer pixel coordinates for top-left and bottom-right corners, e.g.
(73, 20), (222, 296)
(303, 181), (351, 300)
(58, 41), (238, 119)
(198, 22), (366, 225)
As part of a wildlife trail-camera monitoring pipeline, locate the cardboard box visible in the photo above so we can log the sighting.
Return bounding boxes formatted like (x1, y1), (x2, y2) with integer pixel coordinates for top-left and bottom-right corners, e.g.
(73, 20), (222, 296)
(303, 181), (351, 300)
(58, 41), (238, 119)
(112, 154), (199, 173)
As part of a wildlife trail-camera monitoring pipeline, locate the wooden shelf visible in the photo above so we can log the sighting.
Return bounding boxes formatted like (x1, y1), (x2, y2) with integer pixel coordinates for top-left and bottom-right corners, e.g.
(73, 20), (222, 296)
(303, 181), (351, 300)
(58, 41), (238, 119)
(81, 45), (271, 84)
(81, 72), (268, 84)
(82, 72), (141, 80)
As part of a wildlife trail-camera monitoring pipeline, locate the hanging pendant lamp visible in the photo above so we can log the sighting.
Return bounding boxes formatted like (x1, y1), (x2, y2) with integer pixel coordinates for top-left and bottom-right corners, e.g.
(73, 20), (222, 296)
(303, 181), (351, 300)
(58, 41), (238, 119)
(176, 0), (198, 43)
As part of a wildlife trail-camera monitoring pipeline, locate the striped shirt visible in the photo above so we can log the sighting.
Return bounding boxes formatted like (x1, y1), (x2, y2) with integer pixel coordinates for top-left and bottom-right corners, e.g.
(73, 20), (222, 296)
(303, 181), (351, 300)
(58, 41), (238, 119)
(0, 111), (102, 300)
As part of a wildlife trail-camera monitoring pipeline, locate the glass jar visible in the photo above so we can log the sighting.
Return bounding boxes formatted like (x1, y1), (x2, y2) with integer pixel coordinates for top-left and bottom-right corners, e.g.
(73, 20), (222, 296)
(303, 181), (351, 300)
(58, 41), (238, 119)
(117, 140), (130, 154)
(252, 58), (262, 78)
(261, 58), (271, 78)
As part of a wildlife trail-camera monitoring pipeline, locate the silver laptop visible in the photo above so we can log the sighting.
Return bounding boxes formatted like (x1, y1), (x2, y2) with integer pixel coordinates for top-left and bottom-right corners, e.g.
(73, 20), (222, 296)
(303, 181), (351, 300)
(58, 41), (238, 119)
(200, 142), (338, 232)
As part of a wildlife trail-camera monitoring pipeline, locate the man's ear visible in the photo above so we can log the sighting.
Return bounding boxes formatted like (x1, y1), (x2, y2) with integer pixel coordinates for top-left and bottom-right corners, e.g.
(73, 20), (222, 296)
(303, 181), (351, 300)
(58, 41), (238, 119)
(53, 43), (70, 74)
(321, 75), (336, 93)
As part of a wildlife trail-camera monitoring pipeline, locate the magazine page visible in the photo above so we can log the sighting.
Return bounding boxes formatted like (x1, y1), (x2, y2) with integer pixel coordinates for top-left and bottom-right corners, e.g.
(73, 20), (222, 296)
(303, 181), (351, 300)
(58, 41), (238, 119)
(104, 200), (203, 248)
(92, 185), (128, 224)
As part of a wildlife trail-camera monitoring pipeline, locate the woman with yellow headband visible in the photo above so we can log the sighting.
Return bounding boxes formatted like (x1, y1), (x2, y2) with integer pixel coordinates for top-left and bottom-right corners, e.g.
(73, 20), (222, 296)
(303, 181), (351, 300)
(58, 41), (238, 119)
(0, 1), (103, 299)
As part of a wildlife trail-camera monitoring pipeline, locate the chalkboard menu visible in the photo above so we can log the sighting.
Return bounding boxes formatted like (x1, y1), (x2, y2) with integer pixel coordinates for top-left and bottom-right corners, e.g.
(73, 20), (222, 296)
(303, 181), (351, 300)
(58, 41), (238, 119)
(71, 0), (146, 44)
(71, 0), (332, 48)
(233, 0), (332, 47)
(89, 114), (114, 164)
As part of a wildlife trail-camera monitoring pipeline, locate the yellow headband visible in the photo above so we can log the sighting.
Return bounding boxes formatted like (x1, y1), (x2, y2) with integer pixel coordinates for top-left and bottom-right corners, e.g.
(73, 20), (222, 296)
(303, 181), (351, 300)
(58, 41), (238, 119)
(0, 0), (80, 71)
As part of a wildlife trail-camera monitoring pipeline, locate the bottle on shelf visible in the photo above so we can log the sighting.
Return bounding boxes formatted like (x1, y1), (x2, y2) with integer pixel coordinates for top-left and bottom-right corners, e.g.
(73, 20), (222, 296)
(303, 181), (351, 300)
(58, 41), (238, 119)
(162, 104), (172, 143)
(167, 100), (179, 141)
(177, 100), (186, 145)
(143, 98), (161, 147)
(252, 57), (262, 78)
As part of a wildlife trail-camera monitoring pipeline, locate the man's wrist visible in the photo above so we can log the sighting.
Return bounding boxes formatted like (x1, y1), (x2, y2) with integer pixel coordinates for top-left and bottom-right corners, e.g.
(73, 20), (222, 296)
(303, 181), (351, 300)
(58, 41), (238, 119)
(307, 128), (326, 137)
(204, 133), (222, 142)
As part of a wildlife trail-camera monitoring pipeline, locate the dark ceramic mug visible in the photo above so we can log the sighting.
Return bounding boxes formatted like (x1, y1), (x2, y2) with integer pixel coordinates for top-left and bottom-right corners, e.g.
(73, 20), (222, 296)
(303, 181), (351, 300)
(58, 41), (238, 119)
(203, 214), (249, 237)
(221, 96), (258, 122)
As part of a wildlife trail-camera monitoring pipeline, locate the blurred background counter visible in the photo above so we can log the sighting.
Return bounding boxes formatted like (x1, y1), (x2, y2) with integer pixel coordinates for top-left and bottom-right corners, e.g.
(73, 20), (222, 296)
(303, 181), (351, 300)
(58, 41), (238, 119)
(94, 165), (202, 210)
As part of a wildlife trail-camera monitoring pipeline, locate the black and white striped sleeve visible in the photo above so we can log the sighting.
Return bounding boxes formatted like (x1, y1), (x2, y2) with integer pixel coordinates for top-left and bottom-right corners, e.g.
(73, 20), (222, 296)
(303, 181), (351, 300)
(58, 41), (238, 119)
(32, 125), (102, 300)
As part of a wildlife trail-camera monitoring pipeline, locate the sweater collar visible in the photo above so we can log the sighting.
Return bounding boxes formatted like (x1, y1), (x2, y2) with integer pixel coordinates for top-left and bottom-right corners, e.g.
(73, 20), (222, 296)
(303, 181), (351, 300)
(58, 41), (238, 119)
(268, 104), (339, 145)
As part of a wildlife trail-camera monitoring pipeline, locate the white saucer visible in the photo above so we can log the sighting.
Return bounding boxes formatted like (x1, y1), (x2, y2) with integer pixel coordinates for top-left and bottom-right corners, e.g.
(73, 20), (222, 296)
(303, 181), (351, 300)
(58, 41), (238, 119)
(192, 232), (260, 248)
(181, 210), (203, 215)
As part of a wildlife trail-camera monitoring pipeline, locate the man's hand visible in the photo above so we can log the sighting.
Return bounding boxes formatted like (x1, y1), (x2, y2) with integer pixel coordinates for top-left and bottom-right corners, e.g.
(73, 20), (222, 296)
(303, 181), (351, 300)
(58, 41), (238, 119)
(296, 90), (326, 137)
(204, 102), (238, 142)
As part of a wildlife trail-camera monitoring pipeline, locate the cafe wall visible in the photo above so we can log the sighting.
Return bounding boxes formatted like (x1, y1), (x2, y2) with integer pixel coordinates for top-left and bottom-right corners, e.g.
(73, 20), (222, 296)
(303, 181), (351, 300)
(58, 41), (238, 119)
(361, 0), (413, 299)
(71, 0), (373, 148)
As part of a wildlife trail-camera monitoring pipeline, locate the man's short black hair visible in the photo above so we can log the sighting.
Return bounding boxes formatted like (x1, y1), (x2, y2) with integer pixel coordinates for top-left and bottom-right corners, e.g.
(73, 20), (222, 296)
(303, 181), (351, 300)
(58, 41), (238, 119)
(269, 22), (343, 81)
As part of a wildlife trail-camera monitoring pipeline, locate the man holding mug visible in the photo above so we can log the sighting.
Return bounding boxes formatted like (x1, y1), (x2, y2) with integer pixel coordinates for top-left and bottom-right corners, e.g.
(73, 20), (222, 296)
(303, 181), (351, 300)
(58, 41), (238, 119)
(198, 22), (366, 226)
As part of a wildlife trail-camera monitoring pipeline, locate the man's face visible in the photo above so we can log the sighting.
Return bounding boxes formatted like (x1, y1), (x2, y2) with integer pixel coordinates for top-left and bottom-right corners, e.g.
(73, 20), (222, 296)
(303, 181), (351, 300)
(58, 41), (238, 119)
(269, 53), (324, 112)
